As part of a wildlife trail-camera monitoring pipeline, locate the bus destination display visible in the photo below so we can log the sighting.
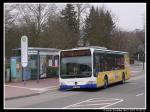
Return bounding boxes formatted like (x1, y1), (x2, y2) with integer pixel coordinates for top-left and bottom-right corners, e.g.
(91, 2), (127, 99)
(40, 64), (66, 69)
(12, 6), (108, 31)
(61, 50), (91, 57)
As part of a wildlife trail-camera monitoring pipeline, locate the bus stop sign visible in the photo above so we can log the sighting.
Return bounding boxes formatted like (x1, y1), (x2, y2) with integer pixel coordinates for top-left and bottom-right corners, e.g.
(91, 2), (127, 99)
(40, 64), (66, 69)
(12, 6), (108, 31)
(21, 36), (28, 67)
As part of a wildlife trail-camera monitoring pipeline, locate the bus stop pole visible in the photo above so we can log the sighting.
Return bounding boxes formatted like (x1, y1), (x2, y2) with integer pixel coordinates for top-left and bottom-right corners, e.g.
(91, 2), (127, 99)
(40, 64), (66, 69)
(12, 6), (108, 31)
(23, 67), (26, 85)
(37, 50), (40, 83)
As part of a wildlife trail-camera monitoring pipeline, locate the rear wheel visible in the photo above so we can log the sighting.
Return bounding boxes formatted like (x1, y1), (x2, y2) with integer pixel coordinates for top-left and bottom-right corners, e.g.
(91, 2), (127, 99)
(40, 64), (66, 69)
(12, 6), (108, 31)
(103, 76), (108, 89)
(121, 73), (125, 84)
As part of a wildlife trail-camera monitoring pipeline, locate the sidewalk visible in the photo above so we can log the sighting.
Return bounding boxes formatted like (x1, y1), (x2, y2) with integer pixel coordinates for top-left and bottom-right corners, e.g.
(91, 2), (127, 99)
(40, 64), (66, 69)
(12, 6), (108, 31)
(130, 63), (145, 77)
(4, 77), (59, 100)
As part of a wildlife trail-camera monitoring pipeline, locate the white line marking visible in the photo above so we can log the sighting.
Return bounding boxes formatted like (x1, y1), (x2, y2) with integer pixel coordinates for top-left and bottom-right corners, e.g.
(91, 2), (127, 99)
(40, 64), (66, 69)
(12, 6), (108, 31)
(87, 99), (121, 102)
(99, 99), (124, 108)
(5, 85), (58, 91)
(136, 93), (144, 96)
(62, 98), (97, 108)
(5, 85), (35, 90)
(87, 97), (120, 100)
(63, 97), (123, 109)
(72, 103), (110, 107)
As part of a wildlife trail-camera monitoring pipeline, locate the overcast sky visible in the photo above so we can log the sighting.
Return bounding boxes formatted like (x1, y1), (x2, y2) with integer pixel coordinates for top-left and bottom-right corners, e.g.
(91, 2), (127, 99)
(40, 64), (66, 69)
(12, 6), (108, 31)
(91, 3), (146, 31)
(5, 3), (146, 31)
(56, 3), (146, 31)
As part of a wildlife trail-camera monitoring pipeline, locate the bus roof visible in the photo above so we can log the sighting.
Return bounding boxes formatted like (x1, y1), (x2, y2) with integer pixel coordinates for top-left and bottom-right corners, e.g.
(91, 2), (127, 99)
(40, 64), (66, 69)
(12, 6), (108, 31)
(104, 50), (128, 54)
(61, 46), (128, 54)
(62, 46), (107, 51)
(73, 46), (107, 50)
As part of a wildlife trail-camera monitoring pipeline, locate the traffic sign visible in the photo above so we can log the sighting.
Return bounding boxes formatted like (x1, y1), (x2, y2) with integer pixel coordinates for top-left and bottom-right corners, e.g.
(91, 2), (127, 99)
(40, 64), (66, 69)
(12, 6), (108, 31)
(21, 36), (28, 67)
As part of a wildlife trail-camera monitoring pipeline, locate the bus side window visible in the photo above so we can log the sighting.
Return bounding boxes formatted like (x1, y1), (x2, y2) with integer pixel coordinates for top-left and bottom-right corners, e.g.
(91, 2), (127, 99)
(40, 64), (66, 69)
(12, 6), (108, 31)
(106, 54), (113, 71)
(99, 54), (105, 72)
(120, 56), (125, 69)
(94, 54), (99, 77)
(105, 54), (110, 71)
(115, 55), (125, 70)
(95, 55), (100, 72)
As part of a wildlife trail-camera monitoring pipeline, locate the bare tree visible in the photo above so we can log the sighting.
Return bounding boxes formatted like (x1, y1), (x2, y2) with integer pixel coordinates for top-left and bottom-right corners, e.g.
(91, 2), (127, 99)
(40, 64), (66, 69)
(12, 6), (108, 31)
(75, 4), (90, 37)
(5, 4), (20, 58)
(16, 4), (56, 46)
(5, 4), (18, 31)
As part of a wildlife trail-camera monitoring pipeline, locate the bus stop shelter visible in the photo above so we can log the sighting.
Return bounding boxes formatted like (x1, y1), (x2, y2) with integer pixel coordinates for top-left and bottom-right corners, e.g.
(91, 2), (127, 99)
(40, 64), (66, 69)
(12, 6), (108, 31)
(10, 47), (60, 82)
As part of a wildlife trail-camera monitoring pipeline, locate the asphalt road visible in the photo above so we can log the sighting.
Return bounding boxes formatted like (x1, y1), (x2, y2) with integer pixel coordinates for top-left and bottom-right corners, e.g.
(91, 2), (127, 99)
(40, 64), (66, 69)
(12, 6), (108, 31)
(5, 64), (146, 109)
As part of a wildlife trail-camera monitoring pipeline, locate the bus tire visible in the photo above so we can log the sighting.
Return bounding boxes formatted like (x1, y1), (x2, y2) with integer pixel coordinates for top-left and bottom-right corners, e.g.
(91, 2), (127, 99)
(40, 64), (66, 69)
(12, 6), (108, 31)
(103, 75), (108, 89)
(121, 73), (125, 84)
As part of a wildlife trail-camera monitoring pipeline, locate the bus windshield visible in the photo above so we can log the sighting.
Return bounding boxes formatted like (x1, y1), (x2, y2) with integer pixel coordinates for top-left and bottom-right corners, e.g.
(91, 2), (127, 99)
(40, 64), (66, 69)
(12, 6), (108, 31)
(60, 50), (92, 78)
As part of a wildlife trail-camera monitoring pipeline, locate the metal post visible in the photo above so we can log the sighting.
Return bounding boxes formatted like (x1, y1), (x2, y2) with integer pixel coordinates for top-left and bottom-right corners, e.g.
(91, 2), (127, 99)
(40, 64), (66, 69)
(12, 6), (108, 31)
(143, 53), (144, 70)
(37, 50), (40, 83)
(137, 53), (140, 66)
(23, 67), (26, 85)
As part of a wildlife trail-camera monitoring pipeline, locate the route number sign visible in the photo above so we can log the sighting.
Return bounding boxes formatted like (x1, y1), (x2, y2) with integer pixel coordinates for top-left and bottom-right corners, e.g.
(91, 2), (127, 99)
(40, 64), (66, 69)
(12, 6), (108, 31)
(21, 36), (28, 67)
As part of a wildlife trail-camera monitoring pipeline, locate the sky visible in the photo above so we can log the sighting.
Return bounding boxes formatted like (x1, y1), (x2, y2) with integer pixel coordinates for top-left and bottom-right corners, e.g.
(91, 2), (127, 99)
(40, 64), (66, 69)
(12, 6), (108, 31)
(56, 3), (146, 31)
(5, 3), (146, 31)
(91, 3), (146, 31)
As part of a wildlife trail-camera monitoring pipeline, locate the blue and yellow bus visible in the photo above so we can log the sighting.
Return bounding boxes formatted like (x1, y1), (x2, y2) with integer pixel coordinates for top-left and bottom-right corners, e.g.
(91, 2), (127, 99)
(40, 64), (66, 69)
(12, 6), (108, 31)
(59, 46), (131, 90)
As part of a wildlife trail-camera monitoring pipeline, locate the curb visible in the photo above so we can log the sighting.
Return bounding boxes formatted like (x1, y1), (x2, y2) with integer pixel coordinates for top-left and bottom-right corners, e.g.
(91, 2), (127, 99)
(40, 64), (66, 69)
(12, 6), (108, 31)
(5, 86), (59, 101)
(5, 92), (40, 101)
(37, 86), (59, 94)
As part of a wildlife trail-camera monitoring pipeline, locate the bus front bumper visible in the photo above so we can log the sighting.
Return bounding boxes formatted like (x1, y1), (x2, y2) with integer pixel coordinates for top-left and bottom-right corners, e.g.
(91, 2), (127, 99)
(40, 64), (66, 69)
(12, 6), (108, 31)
(59, 84), (97, 90)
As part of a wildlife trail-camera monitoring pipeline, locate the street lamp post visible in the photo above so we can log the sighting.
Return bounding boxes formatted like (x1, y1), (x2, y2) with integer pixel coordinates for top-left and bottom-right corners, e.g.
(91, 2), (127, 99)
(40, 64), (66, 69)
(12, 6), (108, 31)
(142, 53), (145, 70)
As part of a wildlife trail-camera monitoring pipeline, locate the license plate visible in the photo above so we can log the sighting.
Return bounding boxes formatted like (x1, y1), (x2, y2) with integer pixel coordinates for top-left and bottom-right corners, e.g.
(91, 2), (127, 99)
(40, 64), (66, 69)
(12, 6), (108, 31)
(73, 85), (80, 88)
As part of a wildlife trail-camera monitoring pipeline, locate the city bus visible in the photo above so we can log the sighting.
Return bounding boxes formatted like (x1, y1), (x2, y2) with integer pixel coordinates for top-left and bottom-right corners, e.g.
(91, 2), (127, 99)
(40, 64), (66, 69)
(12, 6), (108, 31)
(59, 46), (131, 90)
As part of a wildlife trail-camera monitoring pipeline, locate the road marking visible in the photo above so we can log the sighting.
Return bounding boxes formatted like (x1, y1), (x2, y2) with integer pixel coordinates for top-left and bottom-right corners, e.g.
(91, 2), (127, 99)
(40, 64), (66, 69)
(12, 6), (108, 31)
(62, 98), (96, 108)
(87, 97), (120, 100)
(5, 85), (36, 90)
(63, 97), (123, 109)
(72, 103), (110, 107)
(5, 85), (58, 92)
(136, 93), (144, 97)
(87, 99), (121, 102)
(100, 99), (124, 108)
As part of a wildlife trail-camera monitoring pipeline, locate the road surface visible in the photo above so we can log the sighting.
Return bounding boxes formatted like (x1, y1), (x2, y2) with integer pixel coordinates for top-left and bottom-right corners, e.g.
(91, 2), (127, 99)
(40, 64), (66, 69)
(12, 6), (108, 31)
(5, 64), (146, 109)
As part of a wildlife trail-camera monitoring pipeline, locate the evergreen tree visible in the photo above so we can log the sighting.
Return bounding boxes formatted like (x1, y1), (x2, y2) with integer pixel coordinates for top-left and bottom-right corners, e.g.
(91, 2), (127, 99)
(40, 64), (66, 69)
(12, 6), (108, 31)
(61, 4), (78, 33)
(83, 6), (115, 48)
(83, 6), (95, 46)
(60, 4), (79, 48)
